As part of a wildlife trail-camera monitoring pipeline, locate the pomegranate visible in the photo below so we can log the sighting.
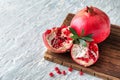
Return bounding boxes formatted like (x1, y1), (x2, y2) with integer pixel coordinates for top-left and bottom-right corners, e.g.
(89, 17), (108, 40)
(71, 42), (99, 67)
(42, 25), (73, 53)
(70, 6), (110, 43)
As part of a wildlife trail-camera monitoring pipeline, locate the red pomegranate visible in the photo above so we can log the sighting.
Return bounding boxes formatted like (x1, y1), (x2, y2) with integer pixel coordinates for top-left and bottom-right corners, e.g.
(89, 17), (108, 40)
(70, 6), (110, 43)
(71, 42), (99, 67)
(42, 25), (73, 53)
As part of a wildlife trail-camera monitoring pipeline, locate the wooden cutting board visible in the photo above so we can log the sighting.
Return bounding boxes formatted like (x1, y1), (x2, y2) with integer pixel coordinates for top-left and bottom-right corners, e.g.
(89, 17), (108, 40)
(44, 13), (120, 80)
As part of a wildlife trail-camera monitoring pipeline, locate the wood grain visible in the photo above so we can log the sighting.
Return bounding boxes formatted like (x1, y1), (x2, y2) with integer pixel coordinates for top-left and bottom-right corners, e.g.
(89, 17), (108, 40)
(44, 13), (120, 80)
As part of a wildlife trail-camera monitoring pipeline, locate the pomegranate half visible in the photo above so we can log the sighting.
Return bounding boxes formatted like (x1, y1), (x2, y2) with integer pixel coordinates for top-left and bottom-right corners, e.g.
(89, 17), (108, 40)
(42, 26), (73, 53)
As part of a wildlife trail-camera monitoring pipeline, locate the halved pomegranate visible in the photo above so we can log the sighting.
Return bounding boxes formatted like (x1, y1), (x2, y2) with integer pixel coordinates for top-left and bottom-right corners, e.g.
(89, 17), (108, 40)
(42, 26), (73, 53)
(71, 42), (99, 67)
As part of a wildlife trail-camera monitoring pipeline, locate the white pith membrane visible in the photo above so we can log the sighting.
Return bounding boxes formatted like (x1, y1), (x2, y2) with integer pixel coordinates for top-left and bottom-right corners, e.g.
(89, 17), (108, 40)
(46, 27), (73, 51)
(71, 43), (98, 67)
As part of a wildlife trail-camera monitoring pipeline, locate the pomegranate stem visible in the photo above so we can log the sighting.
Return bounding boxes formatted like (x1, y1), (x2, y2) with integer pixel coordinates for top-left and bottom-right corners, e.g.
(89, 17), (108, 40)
(86, 6), (93, 13)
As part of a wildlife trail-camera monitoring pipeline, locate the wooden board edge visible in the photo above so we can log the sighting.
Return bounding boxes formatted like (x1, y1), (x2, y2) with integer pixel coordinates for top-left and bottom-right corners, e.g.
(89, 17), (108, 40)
(44, 51), (120, 80)
(62, 13), (75, 26)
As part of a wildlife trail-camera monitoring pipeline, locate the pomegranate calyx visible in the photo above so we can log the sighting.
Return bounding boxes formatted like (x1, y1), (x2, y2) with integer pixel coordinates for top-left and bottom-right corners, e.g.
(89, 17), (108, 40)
(86, 6), (96, 16)
(86, 6), (93, 13)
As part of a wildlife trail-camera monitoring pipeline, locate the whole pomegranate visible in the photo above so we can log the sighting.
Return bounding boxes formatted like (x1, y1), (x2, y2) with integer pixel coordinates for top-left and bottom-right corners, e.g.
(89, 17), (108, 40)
(70, 6), (110, 43)
(42, 26), (73, 53)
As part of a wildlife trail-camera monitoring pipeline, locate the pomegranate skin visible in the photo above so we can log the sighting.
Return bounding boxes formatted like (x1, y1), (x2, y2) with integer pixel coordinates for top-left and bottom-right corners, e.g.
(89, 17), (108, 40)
(70, 6), (110, 43)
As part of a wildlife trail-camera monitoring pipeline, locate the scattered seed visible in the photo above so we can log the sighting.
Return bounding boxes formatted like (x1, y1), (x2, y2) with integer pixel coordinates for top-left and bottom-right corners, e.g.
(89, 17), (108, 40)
(55, 67), (59, 71)
(56, 70), (61, 74)
(68, 67), (73, 72)
(79, 71), (84, 76)
(49, 66), (84, 78)
(49, 72), (54, 77)
(54, 67), (61, 74)
(62, 70), (66, 75)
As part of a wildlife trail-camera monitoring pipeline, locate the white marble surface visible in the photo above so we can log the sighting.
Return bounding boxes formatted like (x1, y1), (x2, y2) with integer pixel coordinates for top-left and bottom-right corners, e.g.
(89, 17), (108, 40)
(0, 0), (120, 80)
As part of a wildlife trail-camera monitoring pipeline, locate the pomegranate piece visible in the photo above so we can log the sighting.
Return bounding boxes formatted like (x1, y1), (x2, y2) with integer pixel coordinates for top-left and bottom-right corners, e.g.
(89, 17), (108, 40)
(71, 42), (99, 67)
(42, 26), (73, 53)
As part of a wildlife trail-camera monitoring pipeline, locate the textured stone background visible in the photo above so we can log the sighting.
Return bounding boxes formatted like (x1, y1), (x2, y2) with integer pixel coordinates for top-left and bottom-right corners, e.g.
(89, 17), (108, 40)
(0, 0), (120, 80)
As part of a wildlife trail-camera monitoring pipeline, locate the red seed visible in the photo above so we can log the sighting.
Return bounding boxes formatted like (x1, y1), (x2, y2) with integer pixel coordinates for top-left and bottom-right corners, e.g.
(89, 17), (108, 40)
(49, 72), (54, 77)
(56, 70), (61, 74)
(79, 71), (83, 76)
(89, 45), (93, 50)
(89, 51), (96, 61)
(61, 25), (67, 28)
(62, 71), (66, 75)
(67, 38), (72, 40)
(46, 30), (51, 34)
(68, 67), (73, 72)
(84, 58), (89, 63)
(89, 43), (98, 52)
(55, 67), (59, 71)
(93, 46), (98, 52)
(63, 29), (71, 36)
(54, 67), (61, 74)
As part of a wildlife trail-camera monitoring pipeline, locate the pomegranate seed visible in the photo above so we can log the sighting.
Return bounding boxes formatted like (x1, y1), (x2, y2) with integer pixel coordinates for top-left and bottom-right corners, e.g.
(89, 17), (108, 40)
(84, 58), (89, 63)
(77, 57), (89, 63)
(62, 71), (66, 75)
(56, 70), (61, 74)
(89, 43), (98, 52)
(51, 37), (66, 49)
(89, 45), (93, 50)
(79, 71), (84, 76)
(46, 30), (51, 34)
(68, 67), (73, 72)
(89, 51), (96, 61)
(49, 72), (54, 77)
(63, 29), (71, 36)
(61, 25), (67, 28)
(67, 38), (72, 40)
(55, 67), (59, 71)
(93, 46), (98, 52)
